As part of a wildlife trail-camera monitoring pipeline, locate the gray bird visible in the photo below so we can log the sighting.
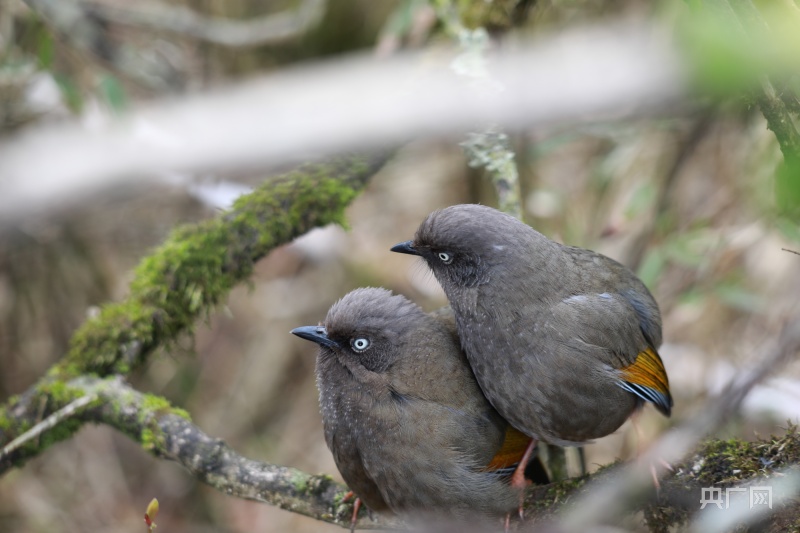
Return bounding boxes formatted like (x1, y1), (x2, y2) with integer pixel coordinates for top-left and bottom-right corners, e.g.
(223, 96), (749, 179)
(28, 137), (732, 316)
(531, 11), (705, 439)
(391, 204), (672, 486)
(291, 287), (523, 521)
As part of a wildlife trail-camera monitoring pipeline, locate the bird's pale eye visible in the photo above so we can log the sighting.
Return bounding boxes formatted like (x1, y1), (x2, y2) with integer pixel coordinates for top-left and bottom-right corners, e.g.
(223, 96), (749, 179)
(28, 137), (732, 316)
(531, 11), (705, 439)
(437, 252), (453, 264)
(351, 337), (370, 352)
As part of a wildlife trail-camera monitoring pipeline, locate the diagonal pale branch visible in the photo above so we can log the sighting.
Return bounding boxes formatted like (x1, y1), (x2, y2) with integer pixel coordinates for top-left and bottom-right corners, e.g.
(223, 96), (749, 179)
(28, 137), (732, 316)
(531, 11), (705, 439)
(0, 23), (688, 220)
(0, 394), (98, 458)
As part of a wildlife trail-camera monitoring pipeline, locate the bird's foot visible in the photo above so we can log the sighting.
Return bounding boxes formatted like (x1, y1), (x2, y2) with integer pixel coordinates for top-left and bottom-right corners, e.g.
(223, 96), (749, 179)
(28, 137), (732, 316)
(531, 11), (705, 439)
(340, 491), (361, 532)
(349, 496), (362, 533)
(510, 438), (537, 520)
(649, 458), (674, 496)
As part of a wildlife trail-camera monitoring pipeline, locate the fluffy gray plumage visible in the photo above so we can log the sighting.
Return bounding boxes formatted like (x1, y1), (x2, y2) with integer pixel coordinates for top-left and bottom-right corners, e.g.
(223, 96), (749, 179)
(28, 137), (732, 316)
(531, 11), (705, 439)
(292, 287), (517, 518)
(398, 204), (670, 446)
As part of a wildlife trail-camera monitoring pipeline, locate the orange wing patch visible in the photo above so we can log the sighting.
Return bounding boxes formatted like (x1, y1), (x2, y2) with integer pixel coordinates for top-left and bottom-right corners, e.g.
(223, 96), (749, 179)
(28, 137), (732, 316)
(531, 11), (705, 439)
(485, 426), (533, 471)
(618, 347), (672, 416)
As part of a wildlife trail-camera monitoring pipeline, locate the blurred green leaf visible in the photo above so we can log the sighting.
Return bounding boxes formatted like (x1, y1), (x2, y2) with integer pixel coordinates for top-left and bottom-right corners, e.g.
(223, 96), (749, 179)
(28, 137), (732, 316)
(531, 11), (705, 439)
(775, 159), (800, 220)
(54, 74), (83, 112)
(714, 283), (763, 313)
(624, 182), (656, 219)
(677, 287), (705, 306)
(532, 132), (582, 159)
(383, 0), (417, 36)
(663, 231), (712, 268)
(775, 217), (800, 242)
(36, 30), (54, 69)
(98, 74), (127, 112)
(637, 248), (665, 288)
(676, 0), (800, 95)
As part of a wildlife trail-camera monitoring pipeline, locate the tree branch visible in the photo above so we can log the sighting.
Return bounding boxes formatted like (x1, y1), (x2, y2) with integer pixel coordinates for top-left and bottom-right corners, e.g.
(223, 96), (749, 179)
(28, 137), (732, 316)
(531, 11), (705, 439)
(0, 23), (687, 220)
(0, 375), (392, 529)
(0, 152), (390, 471)
(2, 373), (799, 530)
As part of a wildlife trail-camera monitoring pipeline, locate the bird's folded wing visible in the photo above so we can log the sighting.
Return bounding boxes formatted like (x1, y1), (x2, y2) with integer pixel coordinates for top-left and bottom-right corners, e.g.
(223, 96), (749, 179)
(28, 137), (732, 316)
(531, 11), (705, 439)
(618, 347), (672, 416)
(549, 292), (672, 416)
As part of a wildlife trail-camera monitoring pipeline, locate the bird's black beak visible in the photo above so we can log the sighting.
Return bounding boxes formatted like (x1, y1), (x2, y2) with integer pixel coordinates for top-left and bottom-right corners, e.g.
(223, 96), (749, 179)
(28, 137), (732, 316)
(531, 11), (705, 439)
(291, 326), (340, 349)
(390, 240), (420, 256)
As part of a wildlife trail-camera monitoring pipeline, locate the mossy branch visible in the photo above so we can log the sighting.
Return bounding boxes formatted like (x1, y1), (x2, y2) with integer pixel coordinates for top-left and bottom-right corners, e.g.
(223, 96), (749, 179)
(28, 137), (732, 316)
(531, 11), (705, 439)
(61, 152), (389, 378)
(1, 148), (798, 530)
(2, 374), (799, 529)
(0, 151), (389, 471)
(0, 375), (388, 529)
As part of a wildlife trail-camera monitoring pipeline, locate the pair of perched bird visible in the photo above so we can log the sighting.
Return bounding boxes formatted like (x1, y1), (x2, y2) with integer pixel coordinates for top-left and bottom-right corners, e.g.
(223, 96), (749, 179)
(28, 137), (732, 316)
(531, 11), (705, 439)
(291, 204), (673, 524)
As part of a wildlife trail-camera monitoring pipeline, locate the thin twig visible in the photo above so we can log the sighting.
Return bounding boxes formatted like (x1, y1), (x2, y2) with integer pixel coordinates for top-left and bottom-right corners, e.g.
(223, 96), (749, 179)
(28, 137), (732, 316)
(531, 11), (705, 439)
(0, 394), (97, 459)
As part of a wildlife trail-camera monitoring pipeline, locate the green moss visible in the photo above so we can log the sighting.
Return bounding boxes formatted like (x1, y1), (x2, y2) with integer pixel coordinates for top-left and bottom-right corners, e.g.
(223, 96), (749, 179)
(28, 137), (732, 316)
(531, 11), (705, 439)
(141, 393), (172, 414)
(2, 154), (385, 474)
(38, 418), (84, 449)
(140, 393), (191, 422)
(56, 154), (379, 379)
(549, 476), (585, 502)
(305, 474), (335, 496)
(41, 381), (82, 405)
(333, 490), (351, 506)
(332, 489), (362, 525)
(171, 407), (191, 421)
(0, 396), (19, 431)
(141, 427), (157, 451)
(62, 301), (158, 377)
(644, 426), (800, 532)
(0, 384), (94, 463)
(692, 438), (761, 485)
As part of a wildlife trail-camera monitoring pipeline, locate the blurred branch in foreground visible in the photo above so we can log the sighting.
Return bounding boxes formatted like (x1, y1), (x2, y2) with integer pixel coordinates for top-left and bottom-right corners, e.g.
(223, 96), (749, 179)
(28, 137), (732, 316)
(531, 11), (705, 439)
(0, 22), (687, 221)
(4, 3), (800, 225)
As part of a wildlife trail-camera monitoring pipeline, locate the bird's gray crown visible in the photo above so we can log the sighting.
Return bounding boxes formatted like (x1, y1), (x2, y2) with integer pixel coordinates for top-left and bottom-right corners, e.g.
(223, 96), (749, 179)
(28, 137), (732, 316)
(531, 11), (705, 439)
(324, 287), (426, 345)
(414, 204), (547, 256)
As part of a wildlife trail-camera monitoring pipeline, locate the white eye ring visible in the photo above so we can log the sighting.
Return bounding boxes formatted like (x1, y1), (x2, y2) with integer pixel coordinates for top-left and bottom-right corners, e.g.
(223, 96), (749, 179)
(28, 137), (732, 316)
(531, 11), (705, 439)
(351, 338), (370, 352)
(437, 252), (453, 264)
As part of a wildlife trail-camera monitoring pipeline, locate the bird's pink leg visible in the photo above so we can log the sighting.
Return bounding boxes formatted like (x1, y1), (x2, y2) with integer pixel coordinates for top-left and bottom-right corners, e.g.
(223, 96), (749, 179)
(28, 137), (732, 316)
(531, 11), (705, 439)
(629, 410), (672, 494)
(509, 438), (537, 520)
(341, 491), (361, 533)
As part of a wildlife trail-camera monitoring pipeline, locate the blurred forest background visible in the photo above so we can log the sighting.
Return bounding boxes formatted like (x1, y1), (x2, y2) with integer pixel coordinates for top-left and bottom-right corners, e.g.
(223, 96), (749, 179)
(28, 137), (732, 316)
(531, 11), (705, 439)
(1, 0), (799, 531)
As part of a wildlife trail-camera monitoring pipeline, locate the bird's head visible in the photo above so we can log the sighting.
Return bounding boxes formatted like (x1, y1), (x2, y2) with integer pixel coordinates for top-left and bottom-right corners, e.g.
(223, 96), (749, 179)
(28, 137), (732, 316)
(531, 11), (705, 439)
(291, 287), (426, 375)
(391, 204), (525, 291)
